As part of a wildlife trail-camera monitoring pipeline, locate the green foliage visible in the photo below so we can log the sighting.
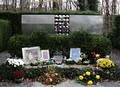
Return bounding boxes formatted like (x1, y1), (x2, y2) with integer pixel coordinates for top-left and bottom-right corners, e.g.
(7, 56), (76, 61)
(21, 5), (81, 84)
(92, 35), (112, 56)
(77, 0), (85, 11)
(53, 1), (59, 10)
(64, 60), (76, 65)
(0, 64), (13, 80)
(7, 35), (32, 57)
(77, 0), (98, 12)
(87, 0), (98, 12)
(59, 67), (93, 80)
(31, 30), (49, 49)
(59, 68), (80, 79)
(0, 19), (12, 52)
(0, 12), (21, 34)
(48, 34), (70, 57)
(109, 15), (120, 50)
(76, 70), (101, 85)
(69, 30), (93, 54)
(7, 30), (111, 59)
(0, 65), (120, 82)
(24, 68), (46, 79)
(95, 66), (120, 81)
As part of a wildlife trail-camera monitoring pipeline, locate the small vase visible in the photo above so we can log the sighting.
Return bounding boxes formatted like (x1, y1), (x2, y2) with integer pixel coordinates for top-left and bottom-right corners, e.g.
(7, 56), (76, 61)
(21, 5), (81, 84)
(14, 78), (24, 83)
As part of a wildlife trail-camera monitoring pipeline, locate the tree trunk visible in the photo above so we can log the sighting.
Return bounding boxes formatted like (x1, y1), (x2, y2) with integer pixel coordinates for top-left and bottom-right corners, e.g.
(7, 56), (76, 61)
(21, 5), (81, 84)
(103, 0), (117, 36)
(38, 0), (43, 11)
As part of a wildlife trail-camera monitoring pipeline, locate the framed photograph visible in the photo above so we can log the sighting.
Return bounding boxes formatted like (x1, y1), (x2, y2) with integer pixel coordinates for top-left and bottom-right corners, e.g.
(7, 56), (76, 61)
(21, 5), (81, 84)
(41, 50), (50, 61)
(22, 46), (40, 64)
(70, 48), (81, 61)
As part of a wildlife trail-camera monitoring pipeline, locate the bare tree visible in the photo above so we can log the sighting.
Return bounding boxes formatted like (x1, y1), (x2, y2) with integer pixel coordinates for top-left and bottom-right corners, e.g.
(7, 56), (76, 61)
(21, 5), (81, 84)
(11, 0), (17, 11)
(58, 0), (62, 10)
(38, 0), (43, 11)
(48, 0), (52, 11)
(2, 0), (9, 10)
(111, 0), (116, 15)
(71, 0), (79, 10)
(103, 0), (117, 36)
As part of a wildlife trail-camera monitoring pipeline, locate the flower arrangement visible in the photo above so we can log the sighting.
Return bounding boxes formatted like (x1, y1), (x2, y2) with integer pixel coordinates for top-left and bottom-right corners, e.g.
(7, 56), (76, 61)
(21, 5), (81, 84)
(5, 58), (24, 70)
(40, 72), (63, 85)
(4, 58), (25, 81)
(97, 58), (115, 69)
(76, 71), (101, 85)
(12, 70), (25, 79)
(39, 66), (63, 85)
(65, 58), (76, 65)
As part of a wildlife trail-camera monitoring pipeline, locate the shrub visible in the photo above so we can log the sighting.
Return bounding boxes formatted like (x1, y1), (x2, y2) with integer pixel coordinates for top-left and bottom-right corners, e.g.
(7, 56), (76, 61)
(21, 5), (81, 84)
(92, 35), (112, 57)
(95, 66), (120, 81)
(30, 30), (49, 49)
(69, 30), (93, 54)
(7, 34), (32, 57)
(59, 68), (80, 79)
(109, 15), (120, 50)
(24, 68), (46, 79)
(0, 19), (12, 52)
(0, 12), (21, 34)
(48, 34), (70, 57)
(7, 30), (112, 59)
(0, 63), (13, 80)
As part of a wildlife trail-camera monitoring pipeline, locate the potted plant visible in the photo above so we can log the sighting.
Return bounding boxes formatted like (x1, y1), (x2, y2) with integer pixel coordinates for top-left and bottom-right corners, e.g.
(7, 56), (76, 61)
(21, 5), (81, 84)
(4, 58), (25, 83)
(12, 70), (25, 83)
(76, 70), (101, 85)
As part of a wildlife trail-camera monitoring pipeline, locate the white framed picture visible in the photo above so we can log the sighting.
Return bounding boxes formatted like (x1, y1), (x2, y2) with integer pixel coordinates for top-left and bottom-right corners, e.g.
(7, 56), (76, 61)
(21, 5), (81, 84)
(41, 50), (50, 61)
(22, 46), (40, 64)
(70, 48), (81, 61)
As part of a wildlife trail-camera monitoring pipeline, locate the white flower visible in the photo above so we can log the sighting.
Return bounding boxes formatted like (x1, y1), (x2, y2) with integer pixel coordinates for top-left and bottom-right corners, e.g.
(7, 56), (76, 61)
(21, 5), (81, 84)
(5, 58), (24, 67)
(66, 58), (72, 61)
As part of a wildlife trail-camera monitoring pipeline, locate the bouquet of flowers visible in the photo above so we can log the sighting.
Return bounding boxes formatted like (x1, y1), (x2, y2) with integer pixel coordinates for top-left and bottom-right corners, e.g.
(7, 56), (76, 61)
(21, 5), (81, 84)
(39, 66), (63, 85)
(97, 58), (115, 69)
(5, 58), (24, 70)
(12, 70), (25, 79)
(4, 58), (25, 80)
(76, 71), (101, 85)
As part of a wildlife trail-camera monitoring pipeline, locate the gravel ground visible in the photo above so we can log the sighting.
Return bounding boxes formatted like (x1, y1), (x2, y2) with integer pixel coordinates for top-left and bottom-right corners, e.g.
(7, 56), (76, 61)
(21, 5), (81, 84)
(111, 49), (120, 66)
(0, 50), (120, 87)
(0, 80), (120, 87)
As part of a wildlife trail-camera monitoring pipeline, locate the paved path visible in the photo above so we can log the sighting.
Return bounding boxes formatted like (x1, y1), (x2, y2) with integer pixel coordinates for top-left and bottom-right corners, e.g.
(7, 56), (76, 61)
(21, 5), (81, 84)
(0, 51), (11, 65)
(0, 80), (120, 87)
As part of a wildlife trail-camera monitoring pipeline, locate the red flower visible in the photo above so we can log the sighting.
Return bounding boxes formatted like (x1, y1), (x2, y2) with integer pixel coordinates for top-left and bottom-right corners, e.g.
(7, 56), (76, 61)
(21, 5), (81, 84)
(12, 70), (25, 79)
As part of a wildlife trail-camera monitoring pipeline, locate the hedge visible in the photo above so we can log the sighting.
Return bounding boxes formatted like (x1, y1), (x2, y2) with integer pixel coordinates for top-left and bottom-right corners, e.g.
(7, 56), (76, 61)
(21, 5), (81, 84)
(7, 30), (112, 59)
(0, 12), (21, 34)
(109, 15), (120, 50)
(0, 19), (12, 52)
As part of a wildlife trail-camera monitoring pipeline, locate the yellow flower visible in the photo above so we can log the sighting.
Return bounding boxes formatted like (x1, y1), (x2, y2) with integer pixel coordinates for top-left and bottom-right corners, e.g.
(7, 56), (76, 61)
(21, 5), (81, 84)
(97, 58), (115, 68)
(95, 75), (100, 79)
(79, 75), (84, 80)
(87, 80), (93, 85)
(86, 71), (91, 76)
